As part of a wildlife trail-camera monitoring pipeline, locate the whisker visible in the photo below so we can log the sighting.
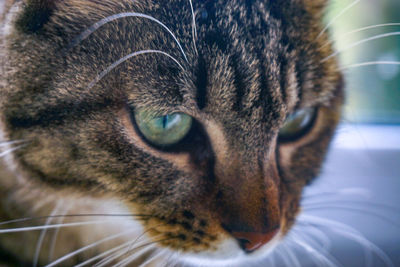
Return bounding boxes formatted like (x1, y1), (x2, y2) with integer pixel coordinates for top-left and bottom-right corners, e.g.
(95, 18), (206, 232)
(45, 229), (137, 267)
(322, 31), (400, 62)
(69, 12), (188, 62)
(0, 221), (113, 234)
(266, 249), (276, 267)
(0, 213), (150, 227)
(137, 249), (166, 267)
(160, 251), (175, 267)
(114, 238), (177, 267)
(94, 224), (165, 267)
(302, 204), (400, 228)
(302, 187), (372, 201)
(33, 202), (63, 267)
(0, 144), (26, 158)
(48, 205), (71, 262)
(321, 23), (400, 49)
(275, 245), (297, 267)
(73, 239), (136, 267)
(303, 225), (332, 251)
(0, 140), (27, 147)
(88, 50), (185, 90)
(114, 245), (156, 267)
(316, 0), (361, 39)
(303, 199), (400, 213)
(289, 231), (340, 267)
(188, 0), (198, 55)
(339, 61), (400, 71)
(298, 215), (394, 267)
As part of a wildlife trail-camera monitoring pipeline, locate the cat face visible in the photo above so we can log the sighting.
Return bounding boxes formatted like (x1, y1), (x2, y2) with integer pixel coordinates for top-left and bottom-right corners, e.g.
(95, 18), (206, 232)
(1, 0), (343, 264)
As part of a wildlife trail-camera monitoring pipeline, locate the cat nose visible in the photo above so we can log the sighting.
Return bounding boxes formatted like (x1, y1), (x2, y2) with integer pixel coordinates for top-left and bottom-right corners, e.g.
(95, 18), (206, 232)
(231, 229), (279, 253)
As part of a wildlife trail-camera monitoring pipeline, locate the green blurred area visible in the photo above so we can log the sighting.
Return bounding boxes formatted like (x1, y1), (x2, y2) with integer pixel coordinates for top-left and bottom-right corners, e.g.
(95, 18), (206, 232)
(326, 0), (400, 124)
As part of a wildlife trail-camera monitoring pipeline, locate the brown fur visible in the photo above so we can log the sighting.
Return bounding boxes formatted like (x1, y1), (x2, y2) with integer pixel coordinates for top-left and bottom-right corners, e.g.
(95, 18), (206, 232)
(0, 0), (343, 265)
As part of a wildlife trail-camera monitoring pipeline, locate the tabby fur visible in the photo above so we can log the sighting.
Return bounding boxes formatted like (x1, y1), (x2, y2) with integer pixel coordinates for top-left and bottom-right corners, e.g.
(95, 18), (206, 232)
(0, 0), (343, 265)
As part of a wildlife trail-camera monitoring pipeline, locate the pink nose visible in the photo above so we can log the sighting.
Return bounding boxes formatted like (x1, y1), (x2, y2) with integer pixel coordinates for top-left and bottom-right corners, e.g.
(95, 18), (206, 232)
(231, 229), (279, 252)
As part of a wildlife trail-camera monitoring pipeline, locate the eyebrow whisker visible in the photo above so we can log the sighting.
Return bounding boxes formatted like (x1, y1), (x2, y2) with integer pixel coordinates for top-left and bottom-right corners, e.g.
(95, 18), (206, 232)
(188, 0), (198, 55)
(69, 12), (188, 63)
(88, 50), (185, 90)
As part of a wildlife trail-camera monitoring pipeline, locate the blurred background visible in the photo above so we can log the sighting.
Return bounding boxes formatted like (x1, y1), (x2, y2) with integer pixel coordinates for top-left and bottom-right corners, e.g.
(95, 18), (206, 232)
(277, 0), (400, 266)
(329, 0), (400, 123)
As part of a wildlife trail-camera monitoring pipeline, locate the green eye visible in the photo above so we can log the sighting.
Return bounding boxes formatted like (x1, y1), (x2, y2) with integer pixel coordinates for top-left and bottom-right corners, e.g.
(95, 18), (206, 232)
(279, 108), (316, 141)
(134, 109), (193, 146)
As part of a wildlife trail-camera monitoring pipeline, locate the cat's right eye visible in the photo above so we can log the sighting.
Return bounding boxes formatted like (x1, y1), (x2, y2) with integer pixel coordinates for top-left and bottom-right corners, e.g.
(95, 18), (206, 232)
(134, 109), (193, 147)
(278, 107), (317, 142)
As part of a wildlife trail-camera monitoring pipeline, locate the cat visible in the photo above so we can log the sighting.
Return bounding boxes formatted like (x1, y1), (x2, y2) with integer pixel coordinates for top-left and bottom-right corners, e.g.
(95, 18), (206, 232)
(0, 0), (344, 266)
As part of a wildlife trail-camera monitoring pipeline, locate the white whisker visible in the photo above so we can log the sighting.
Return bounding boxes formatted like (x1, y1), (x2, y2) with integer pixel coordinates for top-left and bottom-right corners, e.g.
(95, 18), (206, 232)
(339, 61), (400, 71)
(161, 251), (175, 267)
(137, 249), (166, 267)
(69, 12), (188, 62)
(0, 140), (26, 147)
(94, 237), (155, 267)
(303, 225), (332, 251)
(33, 202), (63, 267)
(45, 229), (136, 267)
(317, 0), (361, 39)
(275, 246), (296, 267)
(299, 215), (394, 267)
(0, 144), (26, 158)
(0, 213), (142, 226)
(321, 23), (400, 48)
(113, 244), (156, 267)
(88, 50), (185, 89)
(93, 224), (164, 266)
(0, 221), (111, 234)
(267, 249), (276, 267)
(48, 205), (70, 262)
(281, 243), (302, 267)
(289, 231), (340, 267)
(189, 0), (198, 55)
(322, 31), (400, 62)
(303, 203), (400, 229)
(302, 187), (372, 200)
(73, 240), (135, 267)
(303, 198), (400, 213)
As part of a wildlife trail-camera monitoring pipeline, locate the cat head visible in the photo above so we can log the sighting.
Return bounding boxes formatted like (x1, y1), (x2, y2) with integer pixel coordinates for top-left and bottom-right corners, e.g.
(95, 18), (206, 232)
(2, 0), (343, 264)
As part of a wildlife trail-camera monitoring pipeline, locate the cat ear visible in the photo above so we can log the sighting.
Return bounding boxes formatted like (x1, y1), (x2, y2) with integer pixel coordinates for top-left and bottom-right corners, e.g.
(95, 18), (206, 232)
(16, 0), (60, 33)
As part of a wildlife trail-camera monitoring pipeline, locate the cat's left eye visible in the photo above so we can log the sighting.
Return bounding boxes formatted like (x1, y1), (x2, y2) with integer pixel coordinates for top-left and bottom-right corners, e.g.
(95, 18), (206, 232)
(278, 107), (317, 142)
(134, 109), (193, 147)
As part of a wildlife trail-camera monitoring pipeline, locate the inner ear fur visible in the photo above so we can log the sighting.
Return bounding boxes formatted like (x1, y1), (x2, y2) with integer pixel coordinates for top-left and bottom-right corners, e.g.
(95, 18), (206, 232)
(16, 0), (59, 33)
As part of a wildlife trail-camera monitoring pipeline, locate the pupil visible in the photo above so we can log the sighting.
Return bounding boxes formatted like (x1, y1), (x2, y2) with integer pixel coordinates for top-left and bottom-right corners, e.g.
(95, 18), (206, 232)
(162, 115), (168, 129)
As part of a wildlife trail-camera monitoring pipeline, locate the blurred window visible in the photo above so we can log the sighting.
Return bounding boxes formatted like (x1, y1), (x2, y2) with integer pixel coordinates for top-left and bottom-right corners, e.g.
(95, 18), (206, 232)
(327, 0), (400, 124)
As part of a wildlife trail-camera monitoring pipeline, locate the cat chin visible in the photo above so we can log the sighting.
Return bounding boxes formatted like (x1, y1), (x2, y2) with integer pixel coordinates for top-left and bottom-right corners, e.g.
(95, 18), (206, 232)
(176, 232), (283, 267)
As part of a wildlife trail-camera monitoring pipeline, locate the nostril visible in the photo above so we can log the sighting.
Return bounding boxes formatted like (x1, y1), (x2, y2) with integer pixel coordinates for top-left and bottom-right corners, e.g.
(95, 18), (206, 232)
(236, 238), (251, 251)
(232, 229), (279, 253)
